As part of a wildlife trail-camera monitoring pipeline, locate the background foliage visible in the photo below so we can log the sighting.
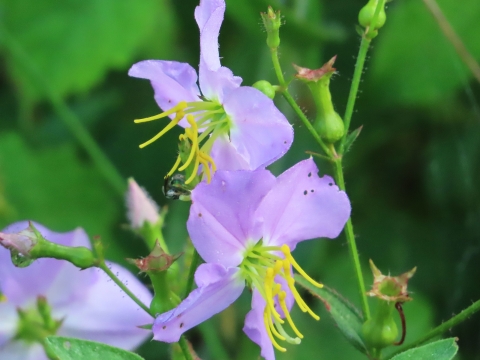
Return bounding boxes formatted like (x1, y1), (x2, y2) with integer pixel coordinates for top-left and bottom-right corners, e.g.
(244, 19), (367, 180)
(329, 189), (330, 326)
(1, 0), (479, 359)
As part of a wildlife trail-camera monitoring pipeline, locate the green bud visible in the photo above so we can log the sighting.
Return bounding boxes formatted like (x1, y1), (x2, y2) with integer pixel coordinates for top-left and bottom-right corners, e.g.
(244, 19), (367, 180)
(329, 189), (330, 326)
(362, 299), (398, 350)
(293, 57), (345, 144)
(261, 7), (281, 49)
(359, 0), (387, 31)
(252, 80), (276, 99)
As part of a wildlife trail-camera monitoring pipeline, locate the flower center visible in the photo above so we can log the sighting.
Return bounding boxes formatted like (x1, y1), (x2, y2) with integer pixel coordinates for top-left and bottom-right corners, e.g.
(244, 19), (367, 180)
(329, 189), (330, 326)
(134, 100), (230, 184)
(13, 296), (62, 345)
(240, 242), (323, 353)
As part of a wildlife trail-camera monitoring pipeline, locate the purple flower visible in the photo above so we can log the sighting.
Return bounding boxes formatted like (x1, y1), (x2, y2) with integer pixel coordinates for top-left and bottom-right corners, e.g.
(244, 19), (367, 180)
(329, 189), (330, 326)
(0, 221), (153, 360)
(129, 0), (293, 184)
(151, 158), (351, 359)
(126, 178), (160, 229)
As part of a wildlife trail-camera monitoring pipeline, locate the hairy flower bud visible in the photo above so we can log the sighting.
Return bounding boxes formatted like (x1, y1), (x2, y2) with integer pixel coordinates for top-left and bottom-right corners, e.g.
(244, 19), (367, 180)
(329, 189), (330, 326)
(261, 7), (281, 49)
(294, 56), (345, 144)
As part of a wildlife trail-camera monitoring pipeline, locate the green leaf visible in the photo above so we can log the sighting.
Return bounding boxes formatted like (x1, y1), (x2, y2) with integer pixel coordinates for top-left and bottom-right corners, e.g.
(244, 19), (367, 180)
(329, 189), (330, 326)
(370, 0), (480, 105)
(45, 336), (144, 360)
(295, 274), (367, 354)
(390, 338), (459, 360)
(343, 125), (363, 153)
(2, 0), (175, 102)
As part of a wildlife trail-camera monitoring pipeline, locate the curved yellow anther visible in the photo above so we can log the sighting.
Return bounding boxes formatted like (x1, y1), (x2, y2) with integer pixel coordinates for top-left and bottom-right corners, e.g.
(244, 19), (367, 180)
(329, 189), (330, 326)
(138, 112), (184, 149)
(166, 154), (183, 178)
(179, 116), (199, 171)
(134, 101), (187, 123)
(265, 307), (285, 341)
(264, 311), (287, 352)
(265, 268), (283, 324)
(281, 244), (323, 288)
(278, 291), (304, 339)
(286, 277), (320, 321)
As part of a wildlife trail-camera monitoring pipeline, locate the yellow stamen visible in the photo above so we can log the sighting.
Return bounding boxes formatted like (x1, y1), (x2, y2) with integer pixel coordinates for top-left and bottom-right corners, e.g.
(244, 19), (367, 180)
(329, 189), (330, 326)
(266, 307), (286, 341)
(166, 155), (182, 178)
(281, 244), (323, 288)
(265, 268), (284, 324)
(178, 116), (198, 171)
(134, 101), (187, 123)
(264, 312), (287, 352)
(278, 291), (304, 339)
(286, 277), (320, 321)
(138, 111), (184, 149)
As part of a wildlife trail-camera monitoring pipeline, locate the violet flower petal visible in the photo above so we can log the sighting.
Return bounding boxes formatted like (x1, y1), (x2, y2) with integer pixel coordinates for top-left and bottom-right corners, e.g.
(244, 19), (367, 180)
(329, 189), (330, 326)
(257, 158), (351, 249)
(0, 342), (46, 360)
(209, 134), (250, 171)
(0, 222), (89, 305)
(57, 262), (152, 350)
(129, 60), (200, 127)
(224, 87), (293, 170)
(243, 290), (275, 360)
(195, 0), (241, 101)
(153, 263), (244, 343)
(0, 302), (17, 348)
(188, 169), (276, 266)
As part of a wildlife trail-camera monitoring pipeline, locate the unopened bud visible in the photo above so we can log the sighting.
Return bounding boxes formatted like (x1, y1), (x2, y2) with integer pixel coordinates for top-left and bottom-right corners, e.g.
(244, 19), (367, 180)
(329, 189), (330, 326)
(252, 80), (276, 99)
(359, 0), (387, 34)
(261, 7), (281, 49)
(128, 241), (182, 274)
(126, 178), (160, 229)
(294, 56), (345, 144)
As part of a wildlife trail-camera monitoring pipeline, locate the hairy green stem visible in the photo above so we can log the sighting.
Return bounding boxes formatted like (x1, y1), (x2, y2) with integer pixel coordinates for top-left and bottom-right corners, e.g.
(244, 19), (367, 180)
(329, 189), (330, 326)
(386, 298), (480, 359)
(98, 262), (153, 317)
(340, 0), (385, 155)
(333, 159), (370, 320)
(0, 27), (126, 197)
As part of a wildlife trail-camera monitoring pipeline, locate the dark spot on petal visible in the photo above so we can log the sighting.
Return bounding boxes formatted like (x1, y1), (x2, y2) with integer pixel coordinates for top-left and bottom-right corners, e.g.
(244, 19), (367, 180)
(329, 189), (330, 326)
(198, 213), (202, 217)
(180, 323), (184, 328)
(176, 314), (181, 318)
(308, 172), (312, 177)
(329, 183), (333, 186)
(284, 141), (287, 144)
(311, 189), (314, 193)
(303, 190), (308, 195)
(162, 326), (166, 330)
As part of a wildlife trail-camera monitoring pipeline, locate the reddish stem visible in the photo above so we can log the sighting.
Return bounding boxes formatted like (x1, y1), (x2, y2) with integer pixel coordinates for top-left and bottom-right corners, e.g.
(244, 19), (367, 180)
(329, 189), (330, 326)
(394, 302), (406, 345)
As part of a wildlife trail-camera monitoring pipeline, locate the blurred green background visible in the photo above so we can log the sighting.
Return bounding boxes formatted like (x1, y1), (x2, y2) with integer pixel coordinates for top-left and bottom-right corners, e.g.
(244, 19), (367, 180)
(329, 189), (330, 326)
(1, 0), (479, 359)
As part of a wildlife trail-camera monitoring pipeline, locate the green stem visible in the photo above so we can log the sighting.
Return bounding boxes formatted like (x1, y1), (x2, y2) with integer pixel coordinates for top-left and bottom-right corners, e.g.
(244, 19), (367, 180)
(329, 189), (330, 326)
(339, 37), (370, 155)
(386, 298), (480, 359)
(0, 26), (126, 198)
(333, 159), (370, 320)
(270, 45), (331, 156)
(98, 262), (153, 317)
(184, 249), (202, 298)
(179, 336), (194, 360)
(339, 0), (385, 155)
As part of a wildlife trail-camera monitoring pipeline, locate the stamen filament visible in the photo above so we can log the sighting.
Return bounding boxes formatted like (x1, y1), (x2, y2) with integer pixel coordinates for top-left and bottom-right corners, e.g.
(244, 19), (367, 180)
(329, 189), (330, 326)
(265, 268), (284, 324)
(266, 308), (286, 341)
(134, 101), (187, 123)
(278, 291), (304, 339)
(264, 312), (287, 352)
(282, 244), (324, 288)
(138, 113), (183, 149)
(286, 278), (320, 321)
(166, 155), (182, 178)
(273, 317), (301, 345)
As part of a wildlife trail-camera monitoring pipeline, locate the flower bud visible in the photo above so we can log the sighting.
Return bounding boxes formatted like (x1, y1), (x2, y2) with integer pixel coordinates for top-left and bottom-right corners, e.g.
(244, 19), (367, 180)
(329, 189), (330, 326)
(126, 178), (160, 229)
(294, 56), (345, 144)
(261, 7), (281, 49)
(252, 80), (276, 99)
(0, 226), (37, 255)
(359, 0), (387, 31)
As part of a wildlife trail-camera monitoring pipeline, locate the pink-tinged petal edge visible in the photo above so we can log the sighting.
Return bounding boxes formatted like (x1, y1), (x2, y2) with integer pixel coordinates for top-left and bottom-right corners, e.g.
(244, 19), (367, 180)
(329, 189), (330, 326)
(224, 87), (293, 170)
(187, 169), (276, 267)
(257, 158), (351, 250)
(152, 263), (244, 343)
